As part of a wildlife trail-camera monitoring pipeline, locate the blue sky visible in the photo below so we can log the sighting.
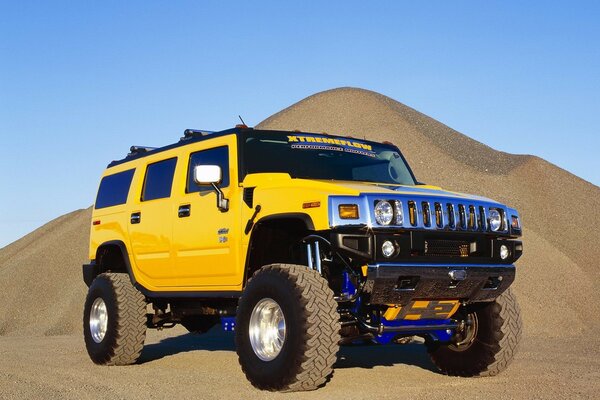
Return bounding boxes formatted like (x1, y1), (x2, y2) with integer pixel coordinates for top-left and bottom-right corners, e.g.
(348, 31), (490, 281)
(1, 1), (599, 247)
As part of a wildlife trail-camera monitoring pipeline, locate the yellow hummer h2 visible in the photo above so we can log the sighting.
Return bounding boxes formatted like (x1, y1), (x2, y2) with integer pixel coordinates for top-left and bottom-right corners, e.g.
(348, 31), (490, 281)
(83, 126), (523, 391)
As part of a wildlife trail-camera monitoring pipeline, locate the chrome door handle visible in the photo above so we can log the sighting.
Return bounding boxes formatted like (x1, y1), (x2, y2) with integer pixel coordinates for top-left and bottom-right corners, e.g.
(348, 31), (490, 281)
(178, 205), (191, 218)
(130, 212), (141, 224)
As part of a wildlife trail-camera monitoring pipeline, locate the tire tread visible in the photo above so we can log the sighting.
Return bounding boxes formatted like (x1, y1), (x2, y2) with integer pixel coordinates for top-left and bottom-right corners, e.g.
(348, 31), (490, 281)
(428, 288), (522, 377)
(84, 273), (146, 366)
(237, 264), (340, 391)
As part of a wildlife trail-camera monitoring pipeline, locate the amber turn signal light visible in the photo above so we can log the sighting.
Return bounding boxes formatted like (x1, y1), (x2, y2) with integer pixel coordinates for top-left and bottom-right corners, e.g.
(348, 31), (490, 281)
(511, 215), (520, 230)
(339, 204), (359, 219)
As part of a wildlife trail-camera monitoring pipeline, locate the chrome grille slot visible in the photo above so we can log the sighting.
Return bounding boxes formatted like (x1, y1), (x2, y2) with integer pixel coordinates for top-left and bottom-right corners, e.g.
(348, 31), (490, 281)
(479, 206), (487, 231)
(446, 203), (456, 229)
(458, 204), (467, 229)
(422, 202), (431, 227)
(408, 201), (418, 226)
(468, 205), (476, 230)
(434, 202), (443, 228)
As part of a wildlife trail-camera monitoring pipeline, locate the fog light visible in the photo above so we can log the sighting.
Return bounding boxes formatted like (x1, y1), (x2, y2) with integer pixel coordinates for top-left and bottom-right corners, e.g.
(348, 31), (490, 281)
(500, 244), (510, 260)
(382, 240), (396, 258)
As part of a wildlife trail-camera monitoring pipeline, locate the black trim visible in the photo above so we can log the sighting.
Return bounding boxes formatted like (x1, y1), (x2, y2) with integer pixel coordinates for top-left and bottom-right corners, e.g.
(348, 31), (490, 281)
(134, 284), (242, 299)
(243, 187), (255, 208)
(243, 212), (316, 284)
(365, 264), (516, 305)
(330, 232), (373, 259)
(329, 229), (522, 265)
(97, 240), (135, 281)
(82, 262), (99, 287)
(374, 233), (522, 264)
(253, 213), (315, 231)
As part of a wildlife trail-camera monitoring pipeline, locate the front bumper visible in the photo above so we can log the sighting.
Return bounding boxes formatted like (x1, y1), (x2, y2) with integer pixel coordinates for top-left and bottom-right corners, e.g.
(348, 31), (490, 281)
(364, 263), (515, 305)
(331, 230), (523, 265)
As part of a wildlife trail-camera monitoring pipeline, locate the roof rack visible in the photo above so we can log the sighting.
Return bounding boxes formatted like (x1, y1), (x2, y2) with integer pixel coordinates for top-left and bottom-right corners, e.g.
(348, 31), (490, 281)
(108, 126), (251, 168)
(180, 129), (215, 141)
(128, 146), (157, 156)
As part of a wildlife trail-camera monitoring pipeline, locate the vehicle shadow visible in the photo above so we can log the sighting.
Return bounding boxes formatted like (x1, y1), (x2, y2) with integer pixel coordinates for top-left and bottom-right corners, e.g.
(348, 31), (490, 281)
(139, 329), (436, 372)
(138, 329), (236, 364)
(335, 342), (437, 372)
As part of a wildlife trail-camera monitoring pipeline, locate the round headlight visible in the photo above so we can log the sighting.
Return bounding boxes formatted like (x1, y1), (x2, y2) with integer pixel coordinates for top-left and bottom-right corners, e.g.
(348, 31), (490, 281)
(489, 209), (502, 231)
(375, 200), (394, 225)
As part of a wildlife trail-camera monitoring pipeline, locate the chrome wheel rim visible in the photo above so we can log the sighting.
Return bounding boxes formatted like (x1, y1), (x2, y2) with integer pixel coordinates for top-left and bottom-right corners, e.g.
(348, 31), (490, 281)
(449, 313), (478, 351)
(249, 298), (286, 361)
(90, 297), (108, 343)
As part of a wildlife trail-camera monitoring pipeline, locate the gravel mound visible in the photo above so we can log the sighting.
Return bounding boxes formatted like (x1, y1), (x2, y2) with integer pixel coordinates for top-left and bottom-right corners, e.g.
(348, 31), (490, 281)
(0, 208), (91, 336)
(258, 87), (600, 336)
(1, 87), (598, 337)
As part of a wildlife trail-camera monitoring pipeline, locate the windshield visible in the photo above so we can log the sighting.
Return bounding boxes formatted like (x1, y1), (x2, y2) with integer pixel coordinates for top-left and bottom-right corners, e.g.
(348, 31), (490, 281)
(242, 131), (416, 185)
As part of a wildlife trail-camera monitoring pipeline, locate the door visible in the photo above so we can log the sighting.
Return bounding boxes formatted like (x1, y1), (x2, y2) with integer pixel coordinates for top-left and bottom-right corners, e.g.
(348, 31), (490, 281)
(172, 138), (242, 288)
(128, 157), (178, 286)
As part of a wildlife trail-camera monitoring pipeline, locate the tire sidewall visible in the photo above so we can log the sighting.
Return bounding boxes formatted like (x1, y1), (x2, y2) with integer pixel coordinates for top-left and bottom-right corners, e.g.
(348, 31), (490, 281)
(83, 275), (120, 364)
(236, 269), (306, 388)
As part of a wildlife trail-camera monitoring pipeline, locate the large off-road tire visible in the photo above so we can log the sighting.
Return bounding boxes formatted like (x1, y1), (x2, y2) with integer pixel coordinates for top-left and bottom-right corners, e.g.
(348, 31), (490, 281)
(235, 264), (340, 391)
(83, 273), (147, 365)
(426, 288), (522, 377)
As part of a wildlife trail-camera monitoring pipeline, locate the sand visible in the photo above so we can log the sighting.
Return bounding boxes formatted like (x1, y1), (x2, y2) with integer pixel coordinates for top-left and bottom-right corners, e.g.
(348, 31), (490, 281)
(1, 327), (599, 400)
(1, 87), (598, 398)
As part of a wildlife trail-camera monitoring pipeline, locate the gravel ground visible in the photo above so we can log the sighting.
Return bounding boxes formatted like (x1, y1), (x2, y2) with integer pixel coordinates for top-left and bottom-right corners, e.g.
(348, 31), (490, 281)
(1, 326), (598, 400)
(1, 87), (599, 398)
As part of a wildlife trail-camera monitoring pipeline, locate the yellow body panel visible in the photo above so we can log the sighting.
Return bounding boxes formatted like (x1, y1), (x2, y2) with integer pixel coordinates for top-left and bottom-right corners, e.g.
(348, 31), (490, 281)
(89, 132), (469, 294)
(90, 135), (243, 292)
(170, 136), (242, 288)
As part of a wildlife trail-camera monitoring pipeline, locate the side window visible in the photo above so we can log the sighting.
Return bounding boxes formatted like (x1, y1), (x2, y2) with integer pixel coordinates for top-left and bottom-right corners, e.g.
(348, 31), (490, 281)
(187, 146), (229, 193)
(142, 158), (177, 201)
(95, 169), (135, 209)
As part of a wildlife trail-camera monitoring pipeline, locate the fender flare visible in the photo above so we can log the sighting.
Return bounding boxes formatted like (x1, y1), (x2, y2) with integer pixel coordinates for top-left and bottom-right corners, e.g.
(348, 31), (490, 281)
(82, 240), (136, 287)
(243, 212), (316, 283)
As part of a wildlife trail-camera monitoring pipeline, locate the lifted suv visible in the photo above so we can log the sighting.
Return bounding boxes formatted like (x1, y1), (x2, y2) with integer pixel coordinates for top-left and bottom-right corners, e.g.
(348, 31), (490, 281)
(83, 126), (523, 391)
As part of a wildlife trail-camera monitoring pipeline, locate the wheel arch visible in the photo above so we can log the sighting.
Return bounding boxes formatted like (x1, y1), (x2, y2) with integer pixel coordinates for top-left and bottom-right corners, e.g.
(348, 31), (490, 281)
(243, 213), (315, 284)
(83, 240), (136, 287)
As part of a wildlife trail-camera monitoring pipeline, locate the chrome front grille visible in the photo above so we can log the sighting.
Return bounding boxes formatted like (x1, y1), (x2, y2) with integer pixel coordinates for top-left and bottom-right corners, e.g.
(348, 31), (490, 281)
(329, 194), (513, 235)
(400, 198), (502, 233)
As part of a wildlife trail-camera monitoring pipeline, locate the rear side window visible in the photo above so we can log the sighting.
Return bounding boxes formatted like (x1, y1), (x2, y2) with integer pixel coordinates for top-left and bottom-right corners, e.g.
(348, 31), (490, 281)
(95, 169), (135, 209)
(142, 158), (177, 201)
(187, 146), (229, 193)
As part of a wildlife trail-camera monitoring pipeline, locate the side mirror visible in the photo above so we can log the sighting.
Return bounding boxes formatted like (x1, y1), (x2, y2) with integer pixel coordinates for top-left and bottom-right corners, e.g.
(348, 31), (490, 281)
(193, 165), (229, 212)
(193, 165), (222, 185)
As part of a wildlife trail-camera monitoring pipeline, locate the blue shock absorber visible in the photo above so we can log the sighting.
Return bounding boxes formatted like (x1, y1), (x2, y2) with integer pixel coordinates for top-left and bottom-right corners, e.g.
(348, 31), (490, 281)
(341, 270), (356, 297)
